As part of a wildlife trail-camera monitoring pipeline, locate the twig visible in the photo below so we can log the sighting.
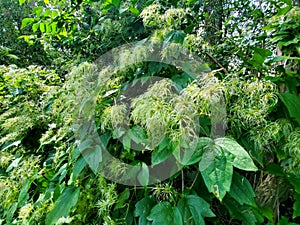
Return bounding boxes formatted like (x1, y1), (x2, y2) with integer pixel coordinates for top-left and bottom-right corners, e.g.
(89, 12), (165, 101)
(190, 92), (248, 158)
(205, 52), (229, 74)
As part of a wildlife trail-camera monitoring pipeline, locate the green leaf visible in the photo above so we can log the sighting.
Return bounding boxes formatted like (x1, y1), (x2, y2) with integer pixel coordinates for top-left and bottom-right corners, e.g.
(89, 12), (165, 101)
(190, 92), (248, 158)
(279, 38), (299, 47)
(46, 186), (80, 225)
(5, 203), (18, 223)
(137, 162), (149, 186)
(293, 193), (300, 218)
(129, 7), (140, 16)
(40, 22), (45, 32)
(32, 23), (40, 32)
(147, 202), (183, 225)
(6, 54), (19, 59)
(186, 137), (212, 165)
(172, 31), (186, 44)
(19, 0), (26, 5)
(148, 62), (163, 75)
(18, 178), (34, 206)
(279, 93), (300, 125)
(135, 197), (156, 225)
(177, 195), (215, 225)
(229, 172), (257, 207)
(112, 0), (120, 7)
(249, 47), (272, 66)
(164, 30), (176, 46)
(277, 216), (298, 225)
(21, 18), (34, 29)
(164, 30), (186, 46)
(127, 125), (147, 145)
(200, 148), (233, 200)
(223, 196), (263, 225)
(72, 156), (86, 179)
(33, 6), (43, 17)
(288, 174), (300, 193)
(115, 188), (130, 209)
(122, 133), (131, 151)
(215, 138), (258, 171)
(152, 137), (173, 165)
(271, 56), (300, 62)
(277, 5), (292, 16)
(81, 145), (102, 172)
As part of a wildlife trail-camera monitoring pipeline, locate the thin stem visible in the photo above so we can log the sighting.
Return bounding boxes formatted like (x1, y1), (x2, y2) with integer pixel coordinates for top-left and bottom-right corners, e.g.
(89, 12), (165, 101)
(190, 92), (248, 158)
(206, 52), (229, 74)
(189, 171), (199, 190)
(181, 170), (184, 194)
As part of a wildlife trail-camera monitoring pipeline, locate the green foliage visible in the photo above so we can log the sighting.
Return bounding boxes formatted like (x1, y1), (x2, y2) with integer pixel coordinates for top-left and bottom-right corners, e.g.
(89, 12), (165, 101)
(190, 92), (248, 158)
(1, 0), (300, 224)
(45, 186), (80, 225)
(177, 195), (215, 225)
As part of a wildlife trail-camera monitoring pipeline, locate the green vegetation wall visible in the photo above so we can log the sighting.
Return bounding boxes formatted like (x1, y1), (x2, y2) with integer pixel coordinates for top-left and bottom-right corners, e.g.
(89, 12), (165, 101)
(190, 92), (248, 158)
(0, 0), (300, 224)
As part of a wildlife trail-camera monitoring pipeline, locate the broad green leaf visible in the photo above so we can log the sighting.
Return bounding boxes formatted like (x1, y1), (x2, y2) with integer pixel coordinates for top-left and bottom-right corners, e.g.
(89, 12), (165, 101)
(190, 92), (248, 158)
(122, 133), (131, 151)
(72, 156), (86, 179)
(249, 47), (272, 66)
(223, 196), (263, 225)
(40, 22), (45, 32)
(33, 6), (43, 17)
(259, 206), (274, 222)
(177, 195), (215, 225)
(186, 137), (212, 165)
(32, 23), (40, 32)
(78, 139), (93, 152)
(200, 148), (233, 200)
(215, 138), (258, 171)
(173, 207), (183, 225)
(164, 30), (176, 46)
(5, 203), (18, 223)
(100, 133), (111, 148)
(112, 0), (120, 7)
(19, 0), (26, 5)
(277, 5), (292, 16)
(173, 142), (197, 166)
(18, 178), (35, 206)
(288, 174), (300, 193)
(293, 193), (300, 218)
(172, 31), (186, 44)
(253, 47), (272, 58)
(137, 162), (149, 186)
(46, 186), (80, 225)
(44, 8), (51, 17)
(147, 202), (183, 225)
(81, 144), (102, 173)
(135, 197), (156, 225)
(127, 125), (147, 145)
(277, 216), (298, 225)
(152, 139), (173, 165)
(279, 93), (300, 125)
(228, 172), (257, 207)
(21, 18), (34, 29)
(129, 7), (140, 16)
(115, 188), (130, 209)
(148, 62), (163, 75)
